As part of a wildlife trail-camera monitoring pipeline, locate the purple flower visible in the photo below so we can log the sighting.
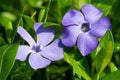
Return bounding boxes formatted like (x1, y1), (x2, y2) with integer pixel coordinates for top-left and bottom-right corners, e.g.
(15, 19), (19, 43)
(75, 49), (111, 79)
(61, 4), (111, 56)
(16, 22), (64, 70)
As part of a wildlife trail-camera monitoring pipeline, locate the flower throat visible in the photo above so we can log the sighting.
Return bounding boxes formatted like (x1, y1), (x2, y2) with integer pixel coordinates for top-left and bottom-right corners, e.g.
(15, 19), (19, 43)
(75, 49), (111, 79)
(81, 23), (90, 32)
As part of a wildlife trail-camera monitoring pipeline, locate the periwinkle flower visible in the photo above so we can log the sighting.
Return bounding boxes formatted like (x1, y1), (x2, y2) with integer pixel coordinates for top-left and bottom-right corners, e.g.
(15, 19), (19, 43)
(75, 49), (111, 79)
(62, 4), (111, 56)
(16, 22), (63, 69)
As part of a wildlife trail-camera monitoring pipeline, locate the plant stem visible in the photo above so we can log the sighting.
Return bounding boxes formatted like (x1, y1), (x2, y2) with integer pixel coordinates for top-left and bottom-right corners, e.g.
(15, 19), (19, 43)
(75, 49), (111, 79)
(46, 68), (50, 80)
(44, 0), (51, 23)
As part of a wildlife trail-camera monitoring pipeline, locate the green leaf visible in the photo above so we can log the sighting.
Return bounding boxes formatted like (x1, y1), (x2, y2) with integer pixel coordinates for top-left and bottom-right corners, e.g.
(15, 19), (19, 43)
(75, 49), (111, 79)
(0, 12), (16, 27)
(92, 0), (114, 16)
(43, 22), (63, 35)
(31, 11), (37, 19)
(57, 0), (72, 23)
(94, 30), (114, 78)
(93, 30), (112, 56)
(44, 0), (51, 23)
(59, 0), (72, 8)
(48, 65), (71, 74)
(11, 61), (35, 80)
(64, 52), (91, 80)
(0, 36), (6, 45)
(0, 45), (9, 71)
(0, 43), (19, 80)
(100, 69), (120, 80)
(43, 22), (61, 27)
(73, 0), (91, 10)
(28, 0), (43, 8)
(5, 21), (13, 44)
(23, 15), (35, 28)
(95, 4), (112, 16)
(12, 7), (25, 43)
(38, 8), (46, 22)
(108, 62), (118, 72)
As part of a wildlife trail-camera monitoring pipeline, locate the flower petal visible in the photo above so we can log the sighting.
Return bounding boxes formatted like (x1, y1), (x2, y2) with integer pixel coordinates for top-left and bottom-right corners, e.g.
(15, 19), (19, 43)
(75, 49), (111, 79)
(62, 10), (84, 26)
(77, 33), (99, 56)
(82, 4), (102, 23)
(34, 22), (43, 31)
(62, 25), (81, 47)
(29, 53), (51, 70)
(34, 23), (55, 46)
(41, 39), (63, 61)
(16, 45), (31, 61)
(17, 27), (35, 46)
(90, 16), (111, 38)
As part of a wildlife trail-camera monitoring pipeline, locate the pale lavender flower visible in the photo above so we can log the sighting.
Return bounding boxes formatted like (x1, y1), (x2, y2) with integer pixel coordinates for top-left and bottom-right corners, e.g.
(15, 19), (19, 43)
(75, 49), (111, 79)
(62, 4), (111, 56)
(16, 22), (63, 70)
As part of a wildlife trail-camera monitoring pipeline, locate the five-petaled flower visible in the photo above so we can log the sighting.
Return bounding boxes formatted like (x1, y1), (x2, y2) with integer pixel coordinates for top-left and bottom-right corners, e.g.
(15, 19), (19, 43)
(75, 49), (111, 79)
(61, 4), (111, 56)
(16, 22), (64, 70)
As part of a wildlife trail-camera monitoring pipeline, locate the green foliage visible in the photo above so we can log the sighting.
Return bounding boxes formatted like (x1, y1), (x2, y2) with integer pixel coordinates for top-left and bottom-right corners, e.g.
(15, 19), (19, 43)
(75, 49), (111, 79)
(0, 43), (19, 80)
(64, 52), (91, 80)
(101, 69), (120, 80)
(5, 21), (13, 43)
(0, 12), (16, 27)
(28, 0), (43, 8)
(92, 0), (114, 16)
(73, 0), (91, 10)
(94, 30), (114, 79)
(0, 0), (119, 80)
(38, 8), (46, 22)
(109, 62), (118, 72)
(23, 15), (35, 28)
(10, 61), (35, 80)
